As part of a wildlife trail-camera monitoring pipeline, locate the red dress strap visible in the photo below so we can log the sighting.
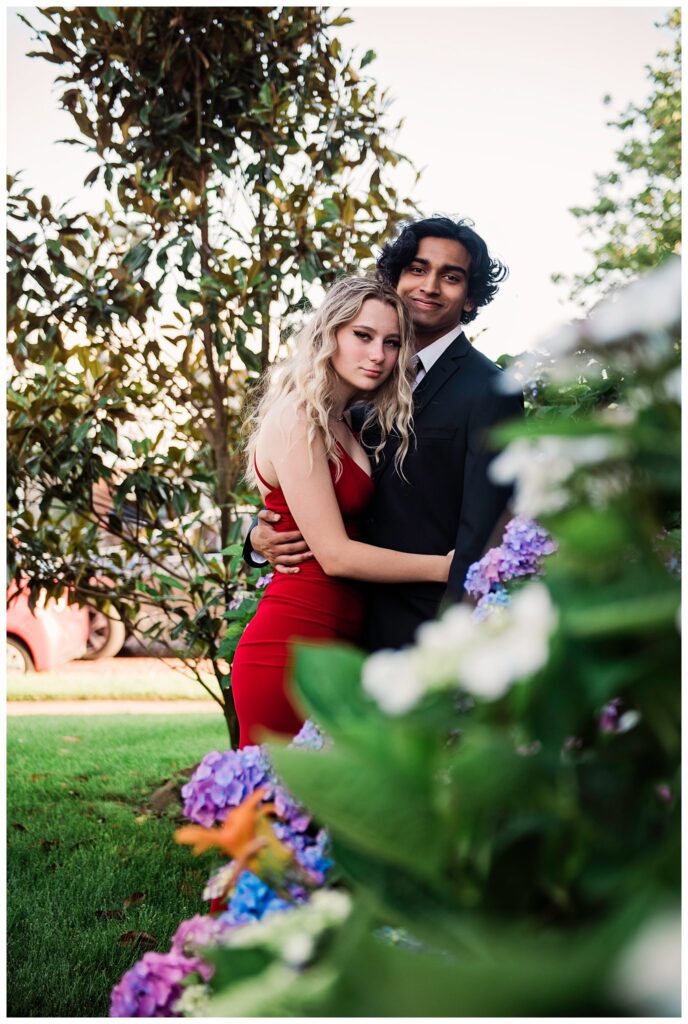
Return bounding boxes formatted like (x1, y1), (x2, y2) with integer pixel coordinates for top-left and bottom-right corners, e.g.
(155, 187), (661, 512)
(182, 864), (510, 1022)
(253, 453), (276, 491)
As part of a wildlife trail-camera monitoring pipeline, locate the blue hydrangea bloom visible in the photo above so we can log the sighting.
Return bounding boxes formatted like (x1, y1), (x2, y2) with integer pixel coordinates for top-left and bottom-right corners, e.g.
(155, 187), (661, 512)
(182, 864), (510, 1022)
(473, 586), (511, 621)
(219, 870), (292, 925)
(290, 719), (327, 751)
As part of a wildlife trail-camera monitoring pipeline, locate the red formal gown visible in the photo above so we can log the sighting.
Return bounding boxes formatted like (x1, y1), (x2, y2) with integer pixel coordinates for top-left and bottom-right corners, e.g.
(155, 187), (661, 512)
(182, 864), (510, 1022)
(232, 443), (374, 748)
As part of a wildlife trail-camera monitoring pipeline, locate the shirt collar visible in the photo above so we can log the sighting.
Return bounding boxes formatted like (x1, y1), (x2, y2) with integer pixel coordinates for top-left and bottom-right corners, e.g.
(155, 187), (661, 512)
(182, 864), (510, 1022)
(415, 323), (464, 374)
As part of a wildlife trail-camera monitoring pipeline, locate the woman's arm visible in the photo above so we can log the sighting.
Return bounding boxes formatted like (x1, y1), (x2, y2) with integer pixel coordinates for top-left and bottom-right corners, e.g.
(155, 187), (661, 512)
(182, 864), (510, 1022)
(260, 406), (449, 585)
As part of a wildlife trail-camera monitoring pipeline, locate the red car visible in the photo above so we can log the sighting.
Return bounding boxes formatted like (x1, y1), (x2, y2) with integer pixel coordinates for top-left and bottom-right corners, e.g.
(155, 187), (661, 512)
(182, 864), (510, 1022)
(7, 583), (90, 673)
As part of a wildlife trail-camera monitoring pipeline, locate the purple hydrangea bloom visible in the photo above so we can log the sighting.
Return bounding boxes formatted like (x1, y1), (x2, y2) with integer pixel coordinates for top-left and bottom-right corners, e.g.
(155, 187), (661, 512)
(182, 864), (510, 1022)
(273, 824), (333, 885)
(219, 870), (292, 925)
(256, 572), (274, 588)
(272, 782), (311, 832)
(502, 517), (557, 574)
(109, 950), (211, 1018)
(181, 746), (273, 827)
(170, 914), (236, 958)
(599, 698), (623, 733)
(473, 586), (510, 621)
(464, 545), (514, 597)
(465, 517), (557, 598)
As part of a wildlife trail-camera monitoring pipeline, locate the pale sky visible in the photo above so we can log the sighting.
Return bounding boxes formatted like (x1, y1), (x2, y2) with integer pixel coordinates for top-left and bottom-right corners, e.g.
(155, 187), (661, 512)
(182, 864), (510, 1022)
(7, 4), (672, 359)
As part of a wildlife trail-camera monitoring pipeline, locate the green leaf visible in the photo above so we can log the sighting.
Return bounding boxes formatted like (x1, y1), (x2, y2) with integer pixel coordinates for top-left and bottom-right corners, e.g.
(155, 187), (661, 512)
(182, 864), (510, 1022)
(270, 742), (444, 881)
(210, 151), (232, 176)
(360, 49), (376, 69)
(96, 7), (119, 25)
(563, 587), (680, 636)
(290, 643), (372, 737)
(258, 81), (272, 107)
(152, 572), (184, 591)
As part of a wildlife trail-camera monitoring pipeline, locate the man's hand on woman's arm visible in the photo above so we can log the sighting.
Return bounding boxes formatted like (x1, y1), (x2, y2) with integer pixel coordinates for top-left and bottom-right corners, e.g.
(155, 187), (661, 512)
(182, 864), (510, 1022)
(247, 509), (313, 575)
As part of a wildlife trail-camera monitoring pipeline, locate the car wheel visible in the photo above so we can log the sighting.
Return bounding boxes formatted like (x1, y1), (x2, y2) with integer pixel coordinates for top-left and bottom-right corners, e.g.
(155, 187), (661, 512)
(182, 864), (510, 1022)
(82, 606), (127, 660)
(7, 637), (34, 674)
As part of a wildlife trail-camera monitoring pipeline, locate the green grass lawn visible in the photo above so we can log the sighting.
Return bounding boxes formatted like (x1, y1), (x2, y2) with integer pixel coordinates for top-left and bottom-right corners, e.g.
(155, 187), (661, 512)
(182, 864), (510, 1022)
(7, 664), (218, 701)
(7, 713), (229, 1017)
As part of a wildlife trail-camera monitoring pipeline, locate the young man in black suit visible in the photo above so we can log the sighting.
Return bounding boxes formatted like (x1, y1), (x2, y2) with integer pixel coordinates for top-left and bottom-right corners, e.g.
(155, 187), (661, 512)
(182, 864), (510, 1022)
(245, 216), (523, 650)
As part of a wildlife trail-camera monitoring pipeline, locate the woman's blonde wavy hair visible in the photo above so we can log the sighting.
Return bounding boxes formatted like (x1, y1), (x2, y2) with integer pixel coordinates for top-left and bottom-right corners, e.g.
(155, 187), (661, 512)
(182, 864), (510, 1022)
(244, 274), (415, 488)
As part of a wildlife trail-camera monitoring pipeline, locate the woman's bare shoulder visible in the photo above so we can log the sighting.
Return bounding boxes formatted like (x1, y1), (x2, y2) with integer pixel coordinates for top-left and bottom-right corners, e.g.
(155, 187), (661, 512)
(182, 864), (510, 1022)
(262, 395), (310, 442)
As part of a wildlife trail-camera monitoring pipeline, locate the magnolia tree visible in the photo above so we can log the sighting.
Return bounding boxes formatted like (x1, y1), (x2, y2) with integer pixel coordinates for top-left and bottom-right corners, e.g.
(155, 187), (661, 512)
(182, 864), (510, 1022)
(8, 6), (417, 744)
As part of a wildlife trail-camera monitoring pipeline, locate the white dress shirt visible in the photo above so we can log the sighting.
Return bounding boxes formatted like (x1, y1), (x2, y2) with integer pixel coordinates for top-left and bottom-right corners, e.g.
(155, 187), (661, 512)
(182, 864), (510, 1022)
(411, 323), (464, 389)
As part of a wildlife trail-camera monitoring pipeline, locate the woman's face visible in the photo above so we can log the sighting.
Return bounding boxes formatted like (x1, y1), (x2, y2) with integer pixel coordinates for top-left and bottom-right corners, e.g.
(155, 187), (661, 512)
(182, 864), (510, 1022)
(331, 298), (401, 395)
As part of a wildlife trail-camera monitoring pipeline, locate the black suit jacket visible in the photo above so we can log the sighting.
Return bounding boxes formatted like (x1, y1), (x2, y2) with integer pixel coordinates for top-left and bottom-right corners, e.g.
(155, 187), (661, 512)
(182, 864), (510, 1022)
(355, 331), (523, 651)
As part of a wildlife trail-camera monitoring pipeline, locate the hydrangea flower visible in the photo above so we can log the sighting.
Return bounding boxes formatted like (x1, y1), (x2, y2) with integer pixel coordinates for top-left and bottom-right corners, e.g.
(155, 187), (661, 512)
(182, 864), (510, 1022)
(172, 983), (211, 1018)
(363, 583), (558, 713)
(109, 950), (211, 1018)
(222, 889), (352, 968)
(490, 435), (620, 518)
(598, 698), (641, 735)
(502, 516), (558, 573)
(272, 785), (312, 833)
(170, 914), (236, 958)
(474, 586), (510, 621)
(181, 746), (273, 827)
(273, 823), (332, 885)
(465, 517), (557, 599)
(219, 870), (292, 925)
(291, 718), (327, 751)
(256, 573), (274, 588)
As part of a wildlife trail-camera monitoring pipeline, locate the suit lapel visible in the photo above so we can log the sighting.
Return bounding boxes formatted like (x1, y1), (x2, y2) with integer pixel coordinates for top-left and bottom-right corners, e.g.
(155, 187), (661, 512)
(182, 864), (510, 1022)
(372, 331), (471, 481)
(412, 331), (470, 417)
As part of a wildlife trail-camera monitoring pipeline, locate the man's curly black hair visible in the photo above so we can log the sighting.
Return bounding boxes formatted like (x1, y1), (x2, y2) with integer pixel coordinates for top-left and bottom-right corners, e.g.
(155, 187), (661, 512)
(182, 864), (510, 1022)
(376, 216), (508, 325)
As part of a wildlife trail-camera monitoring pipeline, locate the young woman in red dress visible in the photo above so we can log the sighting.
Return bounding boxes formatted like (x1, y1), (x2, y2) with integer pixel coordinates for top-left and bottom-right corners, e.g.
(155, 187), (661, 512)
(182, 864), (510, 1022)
(232, 276), (452, 747)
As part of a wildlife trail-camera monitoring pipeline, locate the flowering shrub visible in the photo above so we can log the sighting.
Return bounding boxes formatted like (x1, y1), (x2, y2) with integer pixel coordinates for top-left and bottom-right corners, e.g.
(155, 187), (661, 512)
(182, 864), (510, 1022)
(112, 263), (679, 1017)
(109, 950), (212, 1018)
(110, 720), (332, 1017)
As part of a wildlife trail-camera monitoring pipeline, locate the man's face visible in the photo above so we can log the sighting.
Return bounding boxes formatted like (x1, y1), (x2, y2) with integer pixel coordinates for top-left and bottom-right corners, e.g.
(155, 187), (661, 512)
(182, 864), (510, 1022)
(396, 236), (473, 348)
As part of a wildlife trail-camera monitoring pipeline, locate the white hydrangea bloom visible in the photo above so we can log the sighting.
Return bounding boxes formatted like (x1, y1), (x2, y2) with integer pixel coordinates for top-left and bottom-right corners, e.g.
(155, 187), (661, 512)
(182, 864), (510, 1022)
(361, 647), (425, 715)
(608, 911), (681, 1016)
(588, 256), (681, 347)
(490, 434), (621, 517)
(363, 584), (558, 714)
(173, 983), (211, 1017)
(662, 366), (681, 403)
(415, 604), (476, 686)
(222, 890), (351, 968)
(459, 584), (558, 699)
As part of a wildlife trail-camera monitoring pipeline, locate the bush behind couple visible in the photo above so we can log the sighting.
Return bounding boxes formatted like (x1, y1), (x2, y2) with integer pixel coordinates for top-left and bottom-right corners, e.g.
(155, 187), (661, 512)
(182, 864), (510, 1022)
(235, 216), (523, 747)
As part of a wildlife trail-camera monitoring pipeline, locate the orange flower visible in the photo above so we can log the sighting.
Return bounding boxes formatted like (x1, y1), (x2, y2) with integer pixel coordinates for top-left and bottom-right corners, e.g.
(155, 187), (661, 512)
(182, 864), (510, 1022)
(175, 787), (296, 892)
(175, 788), (270, 857)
